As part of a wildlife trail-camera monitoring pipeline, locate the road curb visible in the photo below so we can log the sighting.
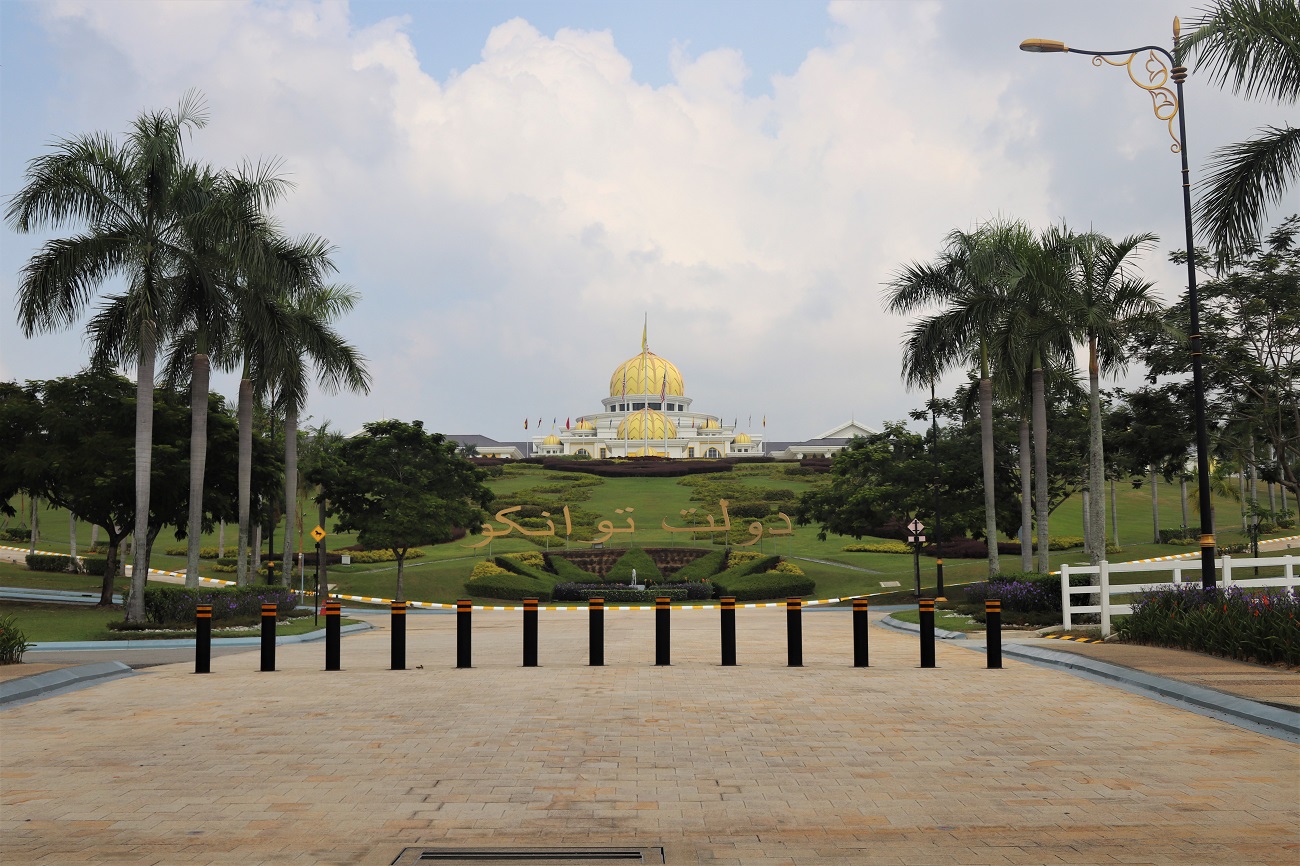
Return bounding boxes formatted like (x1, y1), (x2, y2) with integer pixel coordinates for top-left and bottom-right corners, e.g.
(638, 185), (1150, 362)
(0, 661), (136, 707)
(26, 621), (373, 652)
(877, 613), (968, 640)
(998, 643), (1300, 740)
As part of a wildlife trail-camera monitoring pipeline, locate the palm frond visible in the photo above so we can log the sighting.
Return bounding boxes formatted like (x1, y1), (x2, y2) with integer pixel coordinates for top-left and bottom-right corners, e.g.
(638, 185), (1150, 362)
(1183, 0), (1300, 103)
(1194, 124), (1300, 263)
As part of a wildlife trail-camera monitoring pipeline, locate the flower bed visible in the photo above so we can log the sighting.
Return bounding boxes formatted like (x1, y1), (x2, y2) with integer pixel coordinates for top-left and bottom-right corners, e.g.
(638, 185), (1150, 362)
(1116, 584), (1300, 666)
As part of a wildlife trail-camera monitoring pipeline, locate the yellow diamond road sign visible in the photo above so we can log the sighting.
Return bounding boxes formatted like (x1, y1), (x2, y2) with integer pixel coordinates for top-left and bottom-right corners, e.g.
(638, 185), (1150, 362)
(311, 525), (327, 543)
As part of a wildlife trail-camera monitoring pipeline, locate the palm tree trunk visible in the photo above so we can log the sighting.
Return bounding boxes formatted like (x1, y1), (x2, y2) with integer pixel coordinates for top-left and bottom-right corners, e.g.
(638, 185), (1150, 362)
(90, 523), (99, 549)
(218, 519), (225, 558)
(1019, 414), (1032, 573)
(1087, 335), (1105, 564)
(1032, 363), (1050, 573)
(979, 376), (1000, 576)
(1082, 489), (1091, 547)
(281, 406), (298, 587)
(253, 522), (263, 582)
(236, 376), (253, 587)
(396, 551), (406, 602)
(127, 323), (156, 624)
(185, 352), (210, 589)
(1249, 434), (1259, 506)
(69, 513), (78, 561)
(1150, 466), (1160, 543)
(1238, 465), (1247, 531)
(98, 528), (121, 607)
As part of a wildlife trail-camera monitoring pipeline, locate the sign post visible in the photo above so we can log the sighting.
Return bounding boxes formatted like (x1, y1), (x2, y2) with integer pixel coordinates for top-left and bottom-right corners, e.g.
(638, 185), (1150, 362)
(312, 523), (327, 627)
(907, 518), (926, 597)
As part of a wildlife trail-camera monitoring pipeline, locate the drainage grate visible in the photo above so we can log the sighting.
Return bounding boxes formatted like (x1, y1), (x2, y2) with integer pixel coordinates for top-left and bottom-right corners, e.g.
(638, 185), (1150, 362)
(392, 848), (665, 865)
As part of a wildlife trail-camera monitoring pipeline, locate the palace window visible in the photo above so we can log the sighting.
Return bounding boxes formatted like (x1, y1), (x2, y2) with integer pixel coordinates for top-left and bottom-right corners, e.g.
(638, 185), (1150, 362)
(576, 448), (590, 457)
(705, 447), (721, 458)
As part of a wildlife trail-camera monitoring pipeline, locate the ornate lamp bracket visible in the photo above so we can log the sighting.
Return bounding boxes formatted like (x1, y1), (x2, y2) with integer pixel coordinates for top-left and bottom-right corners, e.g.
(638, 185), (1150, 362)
(1090, 49), (1182, 153)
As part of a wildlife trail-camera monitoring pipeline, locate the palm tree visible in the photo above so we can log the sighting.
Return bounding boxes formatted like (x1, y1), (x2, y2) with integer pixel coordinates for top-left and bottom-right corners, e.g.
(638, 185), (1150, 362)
(886, 223), (1019, 576)
(271, 284), (371, 585)
(1182, 0), (1300, 263)
(1065, 231), (1161, 563)
(8, 91), (211, 622)
(996, 224), (1080, 573)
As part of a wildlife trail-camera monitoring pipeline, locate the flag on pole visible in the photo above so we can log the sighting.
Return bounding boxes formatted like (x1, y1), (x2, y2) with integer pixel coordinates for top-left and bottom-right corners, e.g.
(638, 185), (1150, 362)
(659, 372), (667, 404)
(524, 418), (528, 429)
(642, 314), (647, 353)
(566, 418), (570, 430)
(763, 416), (766, 427)
(537, 418), (542, 428)
(749, 415), (752, 427)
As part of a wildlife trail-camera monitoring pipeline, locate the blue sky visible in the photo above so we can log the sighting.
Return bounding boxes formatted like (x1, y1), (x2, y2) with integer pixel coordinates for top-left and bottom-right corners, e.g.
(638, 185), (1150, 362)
(2, 1), (1295, 442)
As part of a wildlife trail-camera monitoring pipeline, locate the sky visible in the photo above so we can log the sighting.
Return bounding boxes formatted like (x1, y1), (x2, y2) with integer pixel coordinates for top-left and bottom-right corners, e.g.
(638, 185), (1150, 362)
(2, 0), (1295, 444)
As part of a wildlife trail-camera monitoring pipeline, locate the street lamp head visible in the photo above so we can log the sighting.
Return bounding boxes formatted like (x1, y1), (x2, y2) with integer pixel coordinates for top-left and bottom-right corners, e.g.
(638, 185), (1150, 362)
(1019, 38), (1068, 54)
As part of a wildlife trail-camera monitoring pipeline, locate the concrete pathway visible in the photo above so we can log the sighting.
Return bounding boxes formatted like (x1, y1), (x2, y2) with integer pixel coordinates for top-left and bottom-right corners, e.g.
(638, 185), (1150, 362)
(2, 606), (1297, 865)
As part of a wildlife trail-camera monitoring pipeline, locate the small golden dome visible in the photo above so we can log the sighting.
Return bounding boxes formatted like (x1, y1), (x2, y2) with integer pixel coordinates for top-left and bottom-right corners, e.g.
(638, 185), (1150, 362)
(609, 351), (685, 398)
(542, 434), (562, 445)
(701, 418), (720, 430)
(575, 419), (594, 430)
(617, 408), (678, 440)
(732, 432), (752, 444)
(627, 447), (667, 457)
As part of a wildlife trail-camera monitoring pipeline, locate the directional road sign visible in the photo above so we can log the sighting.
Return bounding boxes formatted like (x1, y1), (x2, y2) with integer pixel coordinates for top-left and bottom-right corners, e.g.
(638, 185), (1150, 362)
(907, 519), (925, 534)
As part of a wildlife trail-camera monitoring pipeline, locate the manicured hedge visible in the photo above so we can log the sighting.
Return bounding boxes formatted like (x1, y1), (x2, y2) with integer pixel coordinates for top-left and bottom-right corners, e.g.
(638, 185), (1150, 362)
(549, 556), (600, 583)
(583, 587), (690, 602)
(81, 557), (111, 576)
(131, 585), (300, 626)
(26, 554), (76, 573)
(605, 548), (662, 584)
(663, 550), (725, 582)
(710, 554), (780, 587)
(493, 555), (557, 583)
(467, 571), (555, 602)
(712, 572), (815, 602)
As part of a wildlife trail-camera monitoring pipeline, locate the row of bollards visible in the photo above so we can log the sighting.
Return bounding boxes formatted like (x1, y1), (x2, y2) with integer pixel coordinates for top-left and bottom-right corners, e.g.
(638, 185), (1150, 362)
(197, 596), (1005, 673)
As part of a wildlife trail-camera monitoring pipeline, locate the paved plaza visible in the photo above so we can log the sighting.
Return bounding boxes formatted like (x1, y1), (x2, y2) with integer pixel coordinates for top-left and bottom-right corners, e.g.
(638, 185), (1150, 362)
(2, 608), (1298, 865)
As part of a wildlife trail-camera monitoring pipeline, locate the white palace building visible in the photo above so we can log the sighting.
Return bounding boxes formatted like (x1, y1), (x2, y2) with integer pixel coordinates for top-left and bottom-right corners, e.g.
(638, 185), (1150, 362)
(451, 335), (876, 460)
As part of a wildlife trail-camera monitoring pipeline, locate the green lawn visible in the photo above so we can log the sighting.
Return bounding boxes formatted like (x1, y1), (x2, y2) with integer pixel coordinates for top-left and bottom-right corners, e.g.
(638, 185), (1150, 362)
(887, 608), (984, 632)
(5, 467), (1293, 605)
(0, 600), (351, 643)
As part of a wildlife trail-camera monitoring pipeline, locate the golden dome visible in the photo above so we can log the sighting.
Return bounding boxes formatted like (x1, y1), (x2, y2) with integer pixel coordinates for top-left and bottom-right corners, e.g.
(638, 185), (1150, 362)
(575, 419), (594, 430)
(616, 408), (678, 440)
(732, 432), (752, 444)
(609, 351), (684, 398)
(542, 434), (562, 445)
(701, 418), (720, 430)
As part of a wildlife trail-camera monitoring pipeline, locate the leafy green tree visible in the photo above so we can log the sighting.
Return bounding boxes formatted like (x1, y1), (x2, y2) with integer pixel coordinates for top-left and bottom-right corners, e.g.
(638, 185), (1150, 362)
(1145, 218), (1300, 499)
(6, 92), (215, 621)
(309, 420), (493, 601)
(1182, 0), (1300, 262)
(0, 383), (42, 521)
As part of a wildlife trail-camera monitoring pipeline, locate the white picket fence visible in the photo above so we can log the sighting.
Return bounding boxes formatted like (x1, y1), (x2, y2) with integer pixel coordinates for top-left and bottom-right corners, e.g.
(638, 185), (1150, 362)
(1059, 555), (1300, 637)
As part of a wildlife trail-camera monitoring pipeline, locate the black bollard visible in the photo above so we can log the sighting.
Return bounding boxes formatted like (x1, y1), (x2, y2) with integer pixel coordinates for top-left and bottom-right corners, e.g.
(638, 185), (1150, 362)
(391, 601), (407, 671)
(655, 597), (671, 666)
(720, 596), (737, 666)
(523, 598), (539, 667)
(852, 598), (869, 668)
(195, 604), (212, 674)
(456, 599), (472, 669)
(325, 601), (341, 670)
(919, 598), (936, 668)
(786, 597), (804, 667)
(260, 603), (277, 672)
(985, 599), (1002, 669)
(589, 598), (604, 666)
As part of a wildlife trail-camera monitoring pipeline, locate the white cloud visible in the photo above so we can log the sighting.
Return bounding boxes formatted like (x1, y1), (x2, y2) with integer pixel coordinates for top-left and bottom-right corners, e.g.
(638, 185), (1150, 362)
(4, 0), (1295, 440)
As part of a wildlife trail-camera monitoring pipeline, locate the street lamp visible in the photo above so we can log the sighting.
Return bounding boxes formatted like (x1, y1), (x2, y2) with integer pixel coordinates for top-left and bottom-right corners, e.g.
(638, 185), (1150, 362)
(930, 381), (945, 601)
(1020, 18), (1217, 591)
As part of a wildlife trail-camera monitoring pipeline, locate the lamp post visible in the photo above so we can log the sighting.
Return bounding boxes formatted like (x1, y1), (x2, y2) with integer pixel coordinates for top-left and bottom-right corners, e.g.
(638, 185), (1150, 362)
(1020, 18), (1216, 590)
(930, 381), (945, 601)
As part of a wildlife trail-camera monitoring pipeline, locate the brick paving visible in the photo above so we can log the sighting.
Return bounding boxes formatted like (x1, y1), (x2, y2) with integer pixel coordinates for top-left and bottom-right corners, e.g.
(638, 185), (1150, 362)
(2, 608), (1298, 865)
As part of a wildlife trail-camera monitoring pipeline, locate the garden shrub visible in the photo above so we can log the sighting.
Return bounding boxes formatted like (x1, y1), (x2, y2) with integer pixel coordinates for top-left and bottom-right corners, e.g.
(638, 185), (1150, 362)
(957, 573), (1097, 626)
(26, 553), (76, 573)
(1116, 585), (1300, 666)
(469, 560), (508, 580)
(725, 550), (766, 568)
(713, 572), (815, 602)
(606, 548), (662, 584)
(465, 571), (554, 602)
(710, 554), (780, 592)
(0, 526), (31, 543)
(843, 541), (910, 554)
(340, 548), (427, 564)
(663, 550), (725, 582)
(163, 546), (221, 558)
(0, 614), (33, 663)
(548, 556), (600, 583)
(493, 555), (556, 582)
(129, 585), (300, 627)
(726, 501), (772, 519)
(81, 557), (111, 576)
(770, 561), (805, 576)
(553, 583), (704, 602)
(503, 551), (546, 569)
